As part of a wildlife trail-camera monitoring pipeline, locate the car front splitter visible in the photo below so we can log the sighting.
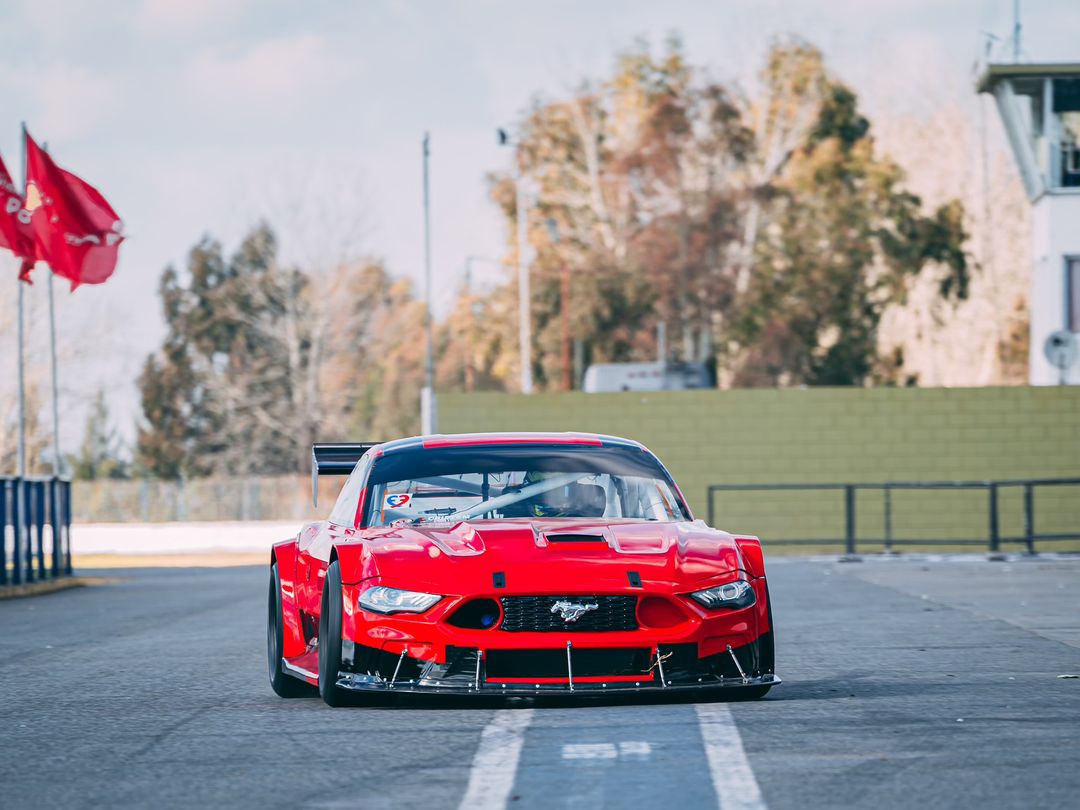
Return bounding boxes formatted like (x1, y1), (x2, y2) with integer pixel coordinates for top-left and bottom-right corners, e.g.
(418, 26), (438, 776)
(335, 671), (780, 696)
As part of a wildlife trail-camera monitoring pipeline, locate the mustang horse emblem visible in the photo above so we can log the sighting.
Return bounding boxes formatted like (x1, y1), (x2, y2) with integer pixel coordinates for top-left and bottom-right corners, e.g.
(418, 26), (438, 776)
(550, 599), (599, 623)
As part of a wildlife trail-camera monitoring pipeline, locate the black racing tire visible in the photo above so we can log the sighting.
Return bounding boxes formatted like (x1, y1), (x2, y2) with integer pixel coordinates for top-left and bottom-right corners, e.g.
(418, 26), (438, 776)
(739, 581), (777, 700)
(760, 581), (776, 677)
(268, 563), (316, 698)
(718, 582), (776, 702)
(318, 560), (351, 707)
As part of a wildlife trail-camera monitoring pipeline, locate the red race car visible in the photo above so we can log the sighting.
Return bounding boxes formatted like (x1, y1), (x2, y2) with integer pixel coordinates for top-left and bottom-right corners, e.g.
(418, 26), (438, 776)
(268, 432), (779, 706)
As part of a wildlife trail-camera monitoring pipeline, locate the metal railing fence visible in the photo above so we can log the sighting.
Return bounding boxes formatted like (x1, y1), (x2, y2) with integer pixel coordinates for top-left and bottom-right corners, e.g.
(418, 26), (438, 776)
(71, 475), (334, 524)
(706, 477), (1080, 555)
(1, 476), (73, 586)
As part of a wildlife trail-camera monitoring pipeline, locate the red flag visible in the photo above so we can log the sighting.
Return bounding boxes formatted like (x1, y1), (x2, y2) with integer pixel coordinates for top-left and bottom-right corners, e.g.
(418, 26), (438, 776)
(24, 130), (123, 289)
(0, 153), (35, 280)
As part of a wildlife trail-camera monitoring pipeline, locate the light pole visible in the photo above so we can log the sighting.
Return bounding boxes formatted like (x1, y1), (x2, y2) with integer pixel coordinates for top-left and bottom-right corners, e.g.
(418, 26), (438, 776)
(463, 255), (503, 294)
(421, 132), (435, 434)
(463, 256), (502, 392)
(545, 218), (572, 391)
(497, 128), (533, 394)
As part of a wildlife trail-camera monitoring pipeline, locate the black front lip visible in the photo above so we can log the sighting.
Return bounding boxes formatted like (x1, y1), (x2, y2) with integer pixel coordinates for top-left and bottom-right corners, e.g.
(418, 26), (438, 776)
(337, 638), (777, 695)
(334, 672), (780, 695)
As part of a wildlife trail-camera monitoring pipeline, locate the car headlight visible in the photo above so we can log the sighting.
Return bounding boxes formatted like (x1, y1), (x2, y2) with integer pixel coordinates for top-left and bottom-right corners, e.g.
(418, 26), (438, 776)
(690, 579), (756, 610)
(357, 586), (442, 614)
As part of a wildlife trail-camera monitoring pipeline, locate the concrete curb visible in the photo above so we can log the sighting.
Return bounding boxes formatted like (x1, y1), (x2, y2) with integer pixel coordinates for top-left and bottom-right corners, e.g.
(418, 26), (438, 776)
(73, 552), (266, 569)
(0, 576), (107, 601)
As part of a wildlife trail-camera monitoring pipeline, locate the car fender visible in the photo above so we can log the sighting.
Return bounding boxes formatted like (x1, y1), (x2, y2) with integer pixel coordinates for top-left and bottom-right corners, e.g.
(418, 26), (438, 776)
(331, 541), (382, 586)
(271, 538), (307, 658)
(733, 535), (772, 636)
(734, 535), (766, 579)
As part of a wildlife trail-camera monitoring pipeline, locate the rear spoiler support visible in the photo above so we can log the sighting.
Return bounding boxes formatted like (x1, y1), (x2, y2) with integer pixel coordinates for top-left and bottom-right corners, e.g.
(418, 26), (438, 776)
(311, 443), (380, 506)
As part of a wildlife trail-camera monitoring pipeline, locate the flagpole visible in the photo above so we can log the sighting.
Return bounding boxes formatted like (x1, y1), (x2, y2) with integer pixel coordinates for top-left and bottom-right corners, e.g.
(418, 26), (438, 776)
(420, 131), (436, 435)
(41, 140), (61, 477)
(16, 279), (26, 479)
(16, 124), (27, 480)
(14, 123), (28, 584)
(47, 271), (60, 475)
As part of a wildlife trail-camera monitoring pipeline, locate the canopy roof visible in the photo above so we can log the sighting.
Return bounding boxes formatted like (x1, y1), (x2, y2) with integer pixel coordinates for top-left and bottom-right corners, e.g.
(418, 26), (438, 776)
(977, 62), (1080, 93)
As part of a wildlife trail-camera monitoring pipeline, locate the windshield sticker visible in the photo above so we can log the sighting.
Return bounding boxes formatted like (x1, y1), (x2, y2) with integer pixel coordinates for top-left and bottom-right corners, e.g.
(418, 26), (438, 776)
(385, 493), (412, 509)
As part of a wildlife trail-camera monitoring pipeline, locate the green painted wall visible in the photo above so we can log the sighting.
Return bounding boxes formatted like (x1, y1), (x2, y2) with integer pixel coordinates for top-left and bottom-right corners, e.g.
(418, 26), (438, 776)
(439, 387), (1080, 551)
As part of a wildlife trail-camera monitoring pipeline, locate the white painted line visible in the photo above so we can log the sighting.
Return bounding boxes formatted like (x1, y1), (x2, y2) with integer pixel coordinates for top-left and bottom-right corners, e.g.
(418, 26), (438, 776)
(562, 741), (652, 761)
(695, 703), (767, 810)
(563, 743), (617, 760)
(458, 708), (534, 810)
(618, 740), (652, 758)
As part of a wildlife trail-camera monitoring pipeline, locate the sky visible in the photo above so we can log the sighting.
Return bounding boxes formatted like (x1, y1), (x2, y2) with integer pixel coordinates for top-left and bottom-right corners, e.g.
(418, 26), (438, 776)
(0, 0), (1078, 450)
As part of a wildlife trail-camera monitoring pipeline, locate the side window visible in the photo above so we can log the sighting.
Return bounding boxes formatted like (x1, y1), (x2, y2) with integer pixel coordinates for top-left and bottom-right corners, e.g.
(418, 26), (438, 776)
(328, 452), (374, 527)
(1068, 256), (1080, 333)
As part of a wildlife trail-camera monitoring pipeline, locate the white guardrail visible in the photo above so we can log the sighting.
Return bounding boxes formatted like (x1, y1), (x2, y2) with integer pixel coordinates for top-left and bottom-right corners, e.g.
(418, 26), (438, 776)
(70, 521), (302, 556)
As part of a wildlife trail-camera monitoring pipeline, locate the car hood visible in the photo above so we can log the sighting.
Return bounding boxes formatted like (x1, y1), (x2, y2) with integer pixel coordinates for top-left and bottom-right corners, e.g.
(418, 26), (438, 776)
(347, 518), (748, 593)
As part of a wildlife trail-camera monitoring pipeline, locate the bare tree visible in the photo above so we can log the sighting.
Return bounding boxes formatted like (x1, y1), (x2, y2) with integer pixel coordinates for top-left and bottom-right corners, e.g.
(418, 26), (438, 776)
(734, 39), (828, 297)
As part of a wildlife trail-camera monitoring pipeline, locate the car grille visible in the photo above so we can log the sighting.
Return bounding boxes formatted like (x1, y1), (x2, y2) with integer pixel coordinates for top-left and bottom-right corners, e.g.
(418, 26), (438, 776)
(499, 595), (638, 632)
(484, 647), (652, 678)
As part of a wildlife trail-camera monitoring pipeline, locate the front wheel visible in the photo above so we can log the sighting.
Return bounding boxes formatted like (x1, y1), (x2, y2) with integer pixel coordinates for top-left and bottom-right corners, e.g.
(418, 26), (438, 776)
(720, 583), (776, 701)
(318, 560), (351, 707)
(739, 582), (777, 700)
(268, 563), (315, 698)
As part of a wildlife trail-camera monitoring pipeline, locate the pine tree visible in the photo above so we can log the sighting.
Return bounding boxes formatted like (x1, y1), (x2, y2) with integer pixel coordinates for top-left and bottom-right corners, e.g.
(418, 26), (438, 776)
(70, 389), (128, 480)
(136, 223), (429, 477)
(136, 225), (314, 477)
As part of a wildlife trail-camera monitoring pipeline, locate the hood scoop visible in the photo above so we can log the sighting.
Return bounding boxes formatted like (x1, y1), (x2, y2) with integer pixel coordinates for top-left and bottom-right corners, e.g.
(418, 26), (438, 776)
(533, 523), (674, 555)
(544, 533), (607, 543)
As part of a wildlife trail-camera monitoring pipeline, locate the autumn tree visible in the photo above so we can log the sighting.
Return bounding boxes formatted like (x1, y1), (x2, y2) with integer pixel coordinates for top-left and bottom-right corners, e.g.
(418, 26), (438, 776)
(728, 56), (969, 386)
(874, 100), (1030, 386)
(69, 389), (128, 480)
(482, 37), (969, 389)
(0, 382), (49, 475)
(317, 261), (428, 441)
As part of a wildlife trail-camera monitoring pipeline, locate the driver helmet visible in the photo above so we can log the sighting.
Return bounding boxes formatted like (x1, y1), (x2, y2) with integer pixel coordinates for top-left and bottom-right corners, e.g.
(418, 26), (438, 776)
(522, 471), (575, 518)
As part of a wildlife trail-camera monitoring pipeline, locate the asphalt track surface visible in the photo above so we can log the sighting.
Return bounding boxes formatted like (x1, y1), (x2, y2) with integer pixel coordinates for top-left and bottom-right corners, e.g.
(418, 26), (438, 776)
(2, 556), (1079, 809)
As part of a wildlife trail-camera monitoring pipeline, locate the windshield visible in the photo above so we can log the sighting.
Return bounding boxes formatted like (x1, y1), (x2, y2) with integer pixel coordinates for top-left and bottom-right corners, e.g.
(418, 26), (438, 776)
(362, 443), (689, 526)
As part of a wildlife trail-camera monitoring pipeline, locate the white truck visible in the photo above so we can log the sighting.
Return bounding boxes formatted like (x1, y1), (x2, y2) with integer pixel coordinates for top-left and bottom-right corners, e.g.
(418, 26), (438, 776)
(582, 361), (712, 393)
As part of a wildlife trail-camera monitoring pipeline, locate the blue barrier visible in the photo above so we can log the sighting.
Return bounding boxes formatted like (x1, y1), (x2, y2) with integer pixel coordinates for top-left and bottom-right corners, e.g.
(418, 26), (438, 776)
(1, 477), (72, 586)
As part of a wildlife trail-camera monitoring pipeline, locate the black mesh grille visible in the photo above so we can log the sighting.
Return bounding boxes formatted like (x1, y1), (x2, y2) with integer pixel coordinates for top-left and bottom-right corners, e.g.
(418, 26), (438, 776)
(485, 647), (651, 678)
(499, 595), (638, 632)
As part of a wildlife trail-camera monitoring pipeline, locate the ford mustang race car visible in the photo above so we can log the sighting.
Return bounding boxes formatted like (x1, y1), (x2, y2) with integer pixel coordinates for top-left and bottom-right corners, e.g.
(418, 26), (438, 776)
(268, 432), (779, 706)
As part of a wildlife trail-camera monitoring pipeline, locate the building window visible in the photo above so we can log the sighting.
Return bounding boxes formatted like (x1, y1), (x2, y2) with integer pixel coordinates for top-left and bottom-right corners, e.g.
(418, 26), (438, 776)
(1053, 79), (1080, 189)
(1068, 256), (1080, 334)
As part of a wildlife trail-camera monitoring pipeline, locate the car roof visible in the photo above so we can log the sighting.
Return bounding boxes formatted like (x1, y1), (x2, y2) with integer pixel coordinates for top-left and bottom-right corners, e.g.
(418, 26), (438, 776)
(377, 431), (646, 455)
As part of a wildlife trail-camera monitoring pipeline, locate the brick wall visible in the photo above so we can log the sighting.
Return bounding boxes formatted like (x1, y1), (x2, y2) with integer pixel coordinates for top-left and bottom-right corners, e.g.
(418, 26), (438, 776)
(439, 387), (1080, 550)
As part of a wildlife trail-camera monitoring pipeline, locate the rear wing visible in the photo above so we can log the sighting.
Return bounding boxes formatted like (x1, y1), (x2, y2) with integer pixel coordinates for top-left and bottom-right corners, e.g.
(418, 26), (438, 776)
(311, 442), (380, 506)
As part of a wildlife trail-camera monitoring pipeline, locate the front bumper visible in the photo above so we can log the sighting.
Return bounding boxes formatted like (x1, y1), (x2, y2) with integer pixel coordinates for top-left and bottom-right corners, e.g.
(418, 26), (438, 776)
(337, 579), (777, 697)
(335, 637), (778, 696)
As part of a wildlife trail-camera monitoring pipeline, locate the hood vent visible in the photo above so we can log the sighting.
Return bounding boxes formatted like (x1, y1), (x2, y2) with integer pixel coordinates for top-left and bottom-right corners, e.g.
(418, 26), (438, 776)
(545, 533), (607, 543)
